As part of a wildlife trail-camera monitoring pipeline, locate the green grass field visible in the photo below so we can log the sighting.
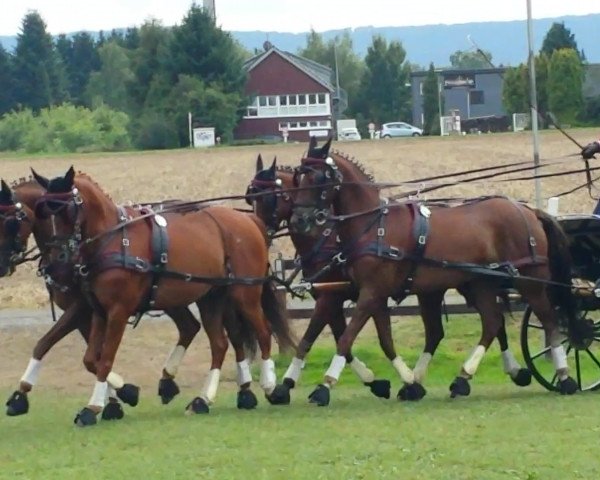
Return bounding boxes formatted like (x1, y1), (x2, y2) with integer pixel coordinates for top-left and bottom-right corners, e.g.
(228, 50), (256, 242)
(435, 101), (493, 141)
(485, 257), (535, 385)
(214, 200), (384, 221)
(2, 315), (600, 479)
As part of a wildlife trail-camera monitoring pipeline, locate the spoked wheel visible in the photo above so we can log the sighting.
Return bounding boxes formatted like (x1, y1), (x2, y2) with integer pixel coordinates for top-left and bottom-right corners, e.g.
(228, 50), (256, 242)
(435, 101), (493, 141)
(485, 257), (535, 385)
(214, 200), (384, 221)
(521, 306), (600, 392)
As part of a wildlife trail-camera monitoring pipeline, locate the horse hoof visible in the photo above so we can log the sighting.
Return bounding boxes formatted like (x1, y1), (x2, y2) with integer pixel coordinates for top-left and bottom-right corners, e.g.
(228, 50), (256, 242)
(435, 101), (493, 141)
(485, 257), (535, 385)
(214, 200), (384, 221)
(449, 377), (471, 398)
(6, 391), (29, 416)
(397, 382), (427, 401)
(558, 376), (578, 395)
(101, 401), (125, 421)
(267, 384), (291, 405)
(116, 383), (140, 407)
(511, 368), (532, 387)
(186, 397), (210, 414)
(366, 379), (391, 399)
(74, 407), (98, 427)
(237, 389), (258, 410)
(158, 378), (180, 405)
(308, 384), (330, 407)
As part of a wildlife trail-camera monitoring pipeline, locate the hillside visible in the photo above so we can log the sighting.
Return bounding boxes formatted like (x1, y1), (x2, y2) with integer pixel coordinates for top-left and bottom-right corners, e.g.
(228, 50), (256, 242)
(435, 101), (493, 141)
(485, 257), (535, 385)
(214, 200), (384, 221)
(1, 14), (598, 67)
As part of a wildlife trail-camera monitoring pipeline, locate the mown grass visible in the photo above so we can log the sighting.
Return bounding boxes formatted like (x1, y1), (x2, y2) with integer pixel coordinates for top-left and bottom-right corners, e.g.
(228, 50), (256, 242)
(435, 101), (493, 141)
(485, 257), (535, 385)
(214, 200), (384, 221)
(2, 315), (600, 479)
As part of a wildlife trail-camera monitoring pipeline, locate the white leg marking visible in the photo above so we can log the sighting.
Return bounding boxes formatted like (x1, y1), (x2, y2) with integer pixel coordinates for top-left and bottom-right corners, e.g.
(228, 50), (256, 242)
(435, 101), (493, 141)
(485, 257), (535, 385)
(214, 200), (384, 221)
(236, 359), (253, 386)
(413, 352), (432, 384)
(163, 345), (186, 377)
(463, 345), (486, 377)
(260, 359), (277, 394)
(106, 372), (125, 390)
(324, 355), (347, 385)
(283, 357), (304, 383)
(392, 356), (415, 384)
(20, 358), (42, 386)
(89, 381), (108, 408)
(107, 386), (117, 400)
(200, 369), (221, 404)
(551, 345), (569, 380)
(349, 357), (375, 383)
(501, 350), (522, 376)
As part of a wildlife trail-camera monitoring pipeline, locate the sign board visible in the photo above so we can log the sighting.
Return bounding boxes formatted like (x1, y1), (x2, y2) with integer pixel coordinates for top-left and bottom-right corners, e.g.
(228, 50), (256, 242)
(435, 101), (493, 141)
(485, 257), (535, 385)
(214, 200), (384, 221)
(193, 127), (215, 148)
(309, 130), (329, 138)
(443, 74), (475, 89)
(368, 122), (376, 139)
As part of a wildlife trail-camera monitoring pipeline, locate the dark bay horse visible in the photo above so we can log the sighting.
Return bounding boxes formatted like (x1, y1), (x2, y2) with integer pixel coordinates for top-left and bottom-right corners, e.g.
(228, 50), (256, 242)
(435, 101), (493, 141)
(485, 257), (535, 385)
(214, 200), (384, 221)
(290, 137), (585, 404)
(0, 179), (206, 419)
(247, 155), (391, 404)
(30, 167), (295, 426)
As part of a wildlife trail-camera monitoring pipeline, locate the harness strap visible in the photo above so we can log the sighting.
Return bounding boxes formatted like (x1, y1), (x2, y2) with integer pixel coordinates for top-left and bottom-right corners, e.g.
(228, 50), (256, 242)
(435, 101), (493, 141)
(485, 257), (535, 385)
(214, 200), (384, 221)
(401, 203), (431, 296)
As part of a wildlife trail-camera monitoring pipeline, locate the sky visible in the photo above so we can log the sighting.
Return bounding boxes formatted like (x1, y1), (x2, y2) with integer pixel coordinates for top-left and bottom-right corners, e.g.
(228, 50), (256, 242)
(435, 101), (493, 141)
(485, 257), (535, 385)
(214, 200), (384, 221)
(2, 0), (600, 36)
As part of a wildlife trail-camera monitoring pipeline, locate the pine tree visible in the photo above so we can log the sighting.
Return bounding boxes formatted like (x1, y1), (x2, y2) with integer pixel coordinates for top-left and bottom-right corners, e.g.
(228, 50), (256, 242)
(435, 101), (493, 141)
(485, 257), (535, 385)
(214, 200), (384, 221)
(422, 63), (439, 135)
(12, 11), (67, 111)
(0, 45), (16, 114)
(541, 22), (583, 61)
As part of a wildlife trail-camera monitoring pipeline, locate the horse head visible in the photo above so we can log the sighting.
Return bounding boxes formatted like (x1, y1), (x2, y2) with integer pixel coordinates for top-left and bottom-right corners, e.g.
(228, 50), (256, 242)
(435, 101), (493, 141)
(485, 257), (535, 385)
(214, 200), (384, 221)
(0, 179), (35, 277)
(246, 154), (295, 236)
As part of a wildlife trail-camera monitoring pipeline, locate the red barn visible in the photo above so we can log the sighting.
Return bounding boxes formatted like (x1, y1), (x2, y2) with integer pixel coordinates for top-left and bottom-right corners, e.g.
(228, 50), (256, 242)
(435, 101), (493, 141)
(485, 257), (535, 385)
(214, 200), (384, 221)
(235, 46), (335, 142)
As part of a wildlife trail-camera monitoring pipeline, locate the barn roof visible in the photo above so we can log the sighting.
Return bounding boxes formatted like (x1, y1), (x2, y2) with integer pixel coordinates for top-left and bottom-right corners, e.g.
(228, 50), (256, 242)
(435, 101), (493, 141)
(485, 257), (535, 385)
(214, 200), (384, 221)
(243, 47), (335, 92)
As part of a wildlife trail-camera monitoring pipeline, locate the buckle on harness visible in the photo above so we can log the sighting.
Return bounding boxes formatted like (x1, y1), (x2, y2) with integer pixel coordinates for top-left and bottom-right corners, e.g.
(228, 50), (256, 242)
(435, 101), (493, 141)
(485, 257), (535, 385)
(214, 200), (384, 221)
(122, 238), (130, 247)
(529, 237), (537, 247)
(77, 264), (89, 277)
(134, 258), (146, 271)
(160, 252), (168, 264)
(377, 227), (385, 237)
(418, 235), (427, 245)
(389, 247), (401, 258)
(333, 252), (346, 264)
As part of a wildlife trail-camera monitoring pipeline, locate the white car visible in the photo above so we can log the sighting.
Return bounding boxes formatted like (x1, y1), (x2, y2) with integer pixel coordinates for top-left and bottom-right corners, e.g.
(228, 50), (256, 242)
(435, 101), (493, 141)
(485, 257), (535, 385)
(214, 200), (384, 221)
(338, 127), (362, 141)
(380, 122), (423, 138)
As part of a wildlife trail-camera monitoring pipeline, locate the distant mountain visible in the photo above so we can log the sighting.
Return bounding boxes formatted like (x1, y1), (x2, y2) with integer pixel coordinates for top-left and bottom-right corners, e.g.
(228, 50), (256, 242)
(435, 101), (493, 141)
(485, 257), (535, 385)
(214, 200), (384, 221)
(1, 14), (598, 68)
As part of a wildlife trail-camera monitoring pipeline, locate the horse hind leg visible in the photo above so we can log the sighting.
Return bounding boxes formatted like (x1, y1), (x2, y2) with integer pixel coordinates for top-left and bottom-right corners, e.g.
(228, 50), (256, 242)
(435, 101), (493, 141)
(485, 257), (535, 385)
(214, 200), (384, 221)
(496, 317), (531, 387)
(450, 284), (504, 398)
(158, 306), (202, 405)
(185, 292), (228, 415)
(522, 288), (578, 395)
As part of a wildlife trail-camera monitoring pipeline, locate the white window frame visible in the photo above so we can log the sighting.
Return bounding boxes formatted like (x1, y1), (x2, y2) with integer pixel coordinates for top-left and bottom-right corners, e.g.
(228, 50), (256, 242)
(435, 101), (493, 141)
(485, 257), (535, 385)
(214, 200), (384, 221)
(278, 120), (332, 131)
(244, 93), (331, 118)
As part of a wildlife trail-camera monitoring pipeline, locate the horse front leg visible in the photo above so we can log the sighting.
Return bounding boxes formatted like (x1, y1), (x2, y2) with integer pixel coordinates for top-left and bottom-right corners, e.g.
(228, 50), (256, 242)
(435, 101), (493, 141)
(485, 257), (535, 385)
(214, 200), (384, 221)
(308, 290), (382, 407)
(157, 306), (202, 405)
(74, 307), (129, 427)
(5, 302), (81, 416)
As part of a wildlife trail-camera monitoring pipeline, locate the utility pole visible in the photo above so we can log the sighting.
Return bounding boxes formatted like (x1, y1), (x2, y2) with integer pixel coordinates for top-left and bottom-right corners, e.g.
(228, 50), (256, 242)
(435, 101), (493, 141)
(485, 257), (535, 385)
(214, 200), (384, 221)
(526, 0), (542, 208)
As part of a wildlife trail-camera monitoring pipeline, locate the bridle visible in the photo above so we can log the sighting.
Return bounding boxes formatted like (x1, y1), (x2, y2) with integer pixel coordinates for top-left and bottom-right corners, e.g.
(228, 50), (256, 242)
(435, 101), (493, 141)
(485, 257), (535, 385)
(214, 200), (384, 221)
(292, 156), (342, 229)
(246, 175), (292, 237)
(0, 202), (31, 272)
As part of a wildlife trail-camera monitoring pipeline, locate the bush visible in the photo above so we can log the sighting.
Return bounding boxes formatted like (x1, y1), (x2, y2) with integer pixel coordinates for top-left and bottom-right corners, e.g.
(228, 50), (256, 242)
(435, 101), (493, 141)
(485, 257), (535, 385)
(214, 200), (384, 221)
(0, 103), (131, 153)
(133, 112), (180, 150)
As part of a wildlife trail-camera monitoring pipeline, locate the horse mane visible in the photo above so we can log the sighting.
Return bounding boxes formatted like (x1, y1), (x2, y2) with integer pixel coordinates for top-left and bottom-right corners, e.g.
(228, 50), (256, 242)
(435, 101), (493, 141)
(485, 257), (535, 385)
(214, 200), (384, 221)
(331, 149), (375, 182)
(275, 165), (295, 174)
(75, 171), (113, 201)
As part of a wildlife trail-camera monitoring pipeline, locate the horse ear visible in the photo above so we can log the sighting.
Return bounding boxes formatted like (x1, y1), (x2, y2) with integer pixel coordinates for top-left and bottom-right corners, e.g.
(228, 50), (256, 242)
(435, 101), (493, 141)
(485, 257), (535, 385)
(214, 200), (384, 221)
(64, 165), (75, 187)
(30, 168), (50, 189)
(320, 136), (333, 158)
(0, 180), (13, 203)
(269, 156), (277, 172)
(256, 154), (264, 173)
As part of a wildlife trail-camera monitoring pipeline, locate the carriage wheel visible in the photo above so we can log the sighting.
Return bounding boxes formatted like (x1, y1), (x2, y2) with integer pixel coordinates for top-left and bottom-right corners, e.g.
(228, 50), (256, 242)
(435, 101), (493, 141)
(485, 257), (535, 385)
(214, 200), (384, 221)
(520, 306), (600, 392)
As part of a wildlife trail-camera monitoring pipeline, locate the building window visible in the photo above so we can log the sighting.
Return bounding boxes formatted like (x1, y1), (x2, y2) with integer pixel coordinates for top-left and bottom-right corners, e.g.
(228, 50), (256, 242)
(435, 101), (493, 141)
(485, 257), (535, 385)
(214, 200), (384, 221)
(279, 120), (332, 131)
(289, 95), (297, 105)
(279, 95), (288, 106)
(267, 96), (277, 106)
(317, 93), (326, 104)
(470, 90), (484, 105)
(308, 94), (317, 105)
(259, 96), (267, 107)
(298, 94), (306, 105)
(244, 93), (330, 118)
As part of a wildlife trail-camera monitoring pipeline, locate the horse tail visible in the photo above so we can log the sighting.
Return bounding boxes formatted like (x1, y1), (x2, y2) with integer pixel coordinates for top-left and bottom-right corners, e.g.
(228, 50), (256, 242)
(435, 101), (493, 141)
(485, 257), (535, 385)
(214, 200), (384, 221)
(534, 209), (581, 333)
(261, 277), (296, 354)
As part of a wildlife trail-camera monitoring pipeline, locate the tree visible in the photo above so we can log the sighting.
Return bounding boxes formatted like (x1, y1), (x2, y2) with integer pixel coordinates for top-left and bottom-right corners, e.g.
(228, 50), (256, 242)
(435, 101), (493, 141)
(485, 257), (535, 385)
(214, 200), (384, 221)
(540, 22), (583, 61)
(421, 63), (439, 135)
(55, 32), (100, 105)
(168, 5), (246, 93)
(86, 42), (134, 112)
(534, 54), (550, 120)
(502, 64), (529, 115)
(12, 11), (67, 111)
(129, 20), (172, 112)
(354, 35), (411, 124)
(299, 30), (364, 116)
(449, 49), (493, 69)
(0, 45), (16, 114)
(547, 48), (584, 124)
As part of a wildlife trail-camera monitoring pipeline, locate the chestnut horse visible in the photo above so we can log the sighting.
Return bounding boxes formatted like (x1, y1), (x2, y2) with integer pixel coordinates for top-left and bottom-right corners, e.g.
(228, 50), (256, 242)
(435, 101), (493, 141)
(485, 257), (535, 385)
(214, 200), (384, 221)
(249, 151), (531, 405)
(291, 137), (584, 405)
(247, 155), (391, 404)
(0, 179), (244, 419)
(28, 167), (295, 426)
